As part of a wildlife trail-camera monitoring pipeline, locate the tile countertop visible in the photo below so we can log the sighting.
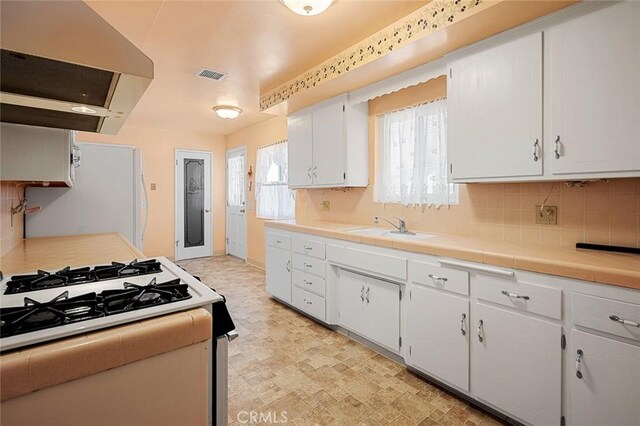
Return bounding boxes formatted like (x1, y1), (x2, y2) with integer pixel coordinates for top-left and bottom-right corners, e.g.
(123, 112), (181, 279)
(0, 233), (145, 275)
(266, 220), (640, 290)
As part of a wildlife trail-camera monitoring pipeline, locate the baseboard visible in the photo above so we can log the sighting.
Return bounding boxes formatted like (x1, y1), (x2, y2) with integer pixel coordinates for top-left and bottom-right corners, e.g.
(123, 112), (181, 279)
(213, 249), (226, 257)
(247, 258), (265, 269)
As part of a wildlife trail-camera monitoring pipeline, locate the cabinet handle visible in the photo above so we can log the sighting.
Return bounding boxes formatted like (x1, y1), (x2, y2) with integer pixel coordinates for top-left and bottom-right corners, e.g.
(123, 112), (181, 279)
(304, 279), (312, 286)
(575, 349), (584, 379)
(365, 287), (370, 304)
(276, 240), (282, 244)
(313, 166), (317, 178)
(609, 315), (640, 328)
(460, 313), (467, 336)
(360, 285), (365, 302)
(303, 299), (312, 305)
(286, 260), (291, 273)
(303, 246), (313, 251)
(554, 135), (561, 159)
(501, 290), (530, 300)
(477, 320), (484, 343)
(304, 263), (312, 269)
(428, 274), (448, 283)
(533, 139), (540, 162)
(307, 167), (312, 179)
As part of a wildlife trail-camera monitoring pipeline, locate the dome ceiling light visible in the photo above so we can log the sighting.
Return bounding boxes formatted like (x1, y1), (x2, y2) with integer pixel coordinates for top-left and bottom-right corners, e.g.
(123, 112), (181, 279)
(280, 0), (335, 16)
(212, 105), (242, 120)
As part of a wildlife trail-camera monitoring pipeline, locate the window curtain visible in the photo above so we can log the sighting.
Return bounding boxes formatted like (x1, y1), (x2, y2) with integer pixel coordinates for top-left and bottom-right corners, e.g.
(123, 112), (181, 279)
(376, 99), (458, 206)
(255, 142), (295, 220)
(227, 154), (245, 207)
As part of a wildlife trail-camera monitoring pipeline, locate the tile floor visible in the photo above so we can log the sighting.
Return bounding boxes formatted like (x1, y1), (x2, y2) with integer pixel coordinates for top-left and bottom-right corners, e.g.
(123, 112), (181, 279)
(179, 256), (507, 426)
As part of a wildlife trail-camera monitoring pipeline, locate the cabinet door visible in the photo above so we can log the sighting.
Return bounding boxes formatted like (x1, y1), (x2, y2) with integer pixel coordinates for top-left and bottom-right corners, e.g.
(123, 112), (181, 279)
(572, 330), (640, 426)
(287, 113), (314, 187)
(337, 269), (369, 338)
(406, 286), (469, 391)
(548, 3), (640, 176)
(311, 100), (345, 186)
(474, 304), (561, 426)
(265, 246), (292, 303)
(448, 32), (542, 180)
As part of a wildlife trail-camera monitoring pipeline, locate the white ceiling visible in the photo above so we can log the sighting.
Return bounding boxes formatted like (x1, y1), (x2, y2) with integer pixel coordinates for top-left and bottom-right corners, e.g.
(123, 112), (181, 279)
(86, 0), (425, 136)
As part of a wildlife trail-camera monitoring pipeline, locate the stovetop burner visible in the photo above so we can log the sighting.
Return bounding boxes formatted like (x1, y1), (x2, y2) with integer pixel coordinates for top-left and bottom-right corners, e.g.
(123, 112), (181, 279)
(0, 291), (103, 337)
(4, 259), (162, 295)
(0, 277), (193, 338)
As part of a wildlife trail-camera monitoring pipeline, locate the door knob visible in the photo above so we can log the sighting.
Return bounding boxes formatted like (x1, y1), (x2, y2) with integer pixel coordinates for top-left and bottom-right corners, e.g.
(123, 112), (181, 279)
(240, 209), (245, 213)
(205, 209), (211, 213)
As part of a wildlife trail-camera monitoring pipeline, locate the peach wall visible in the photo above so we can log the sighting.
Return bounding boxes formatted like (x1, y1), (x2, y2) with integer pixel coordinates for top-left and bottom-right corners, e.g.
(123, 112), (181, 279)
(78, 124), (227, 258)
(225, 116), (290, 268)
(0, 182), (25, 257)
(298, 78), (640, 248)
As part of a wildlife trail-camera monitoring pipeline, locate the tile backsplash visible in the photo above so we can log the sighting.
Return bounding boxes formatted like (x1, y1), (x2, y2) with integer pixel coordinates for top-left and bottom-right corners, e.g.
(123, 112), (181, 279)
(299, 178), (640, 248)
(1, 181), (25, 257)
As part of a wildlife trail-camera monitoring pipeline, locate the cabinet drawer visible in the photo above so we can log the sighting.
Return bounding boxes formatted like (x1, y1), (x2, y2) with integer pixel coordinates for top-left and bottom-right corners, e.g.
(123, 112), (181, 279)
(292, 237), (326, 259)
(410, 261), (469, 296)
(292, 253), (325, 278)
(292, 286), (326, 321)
(293, 269), (326, 297)
(476, 274), (562, 320)
(327, 245), (407, 281)
(266, 232), (291, 250)
(572, 293), (640, 342)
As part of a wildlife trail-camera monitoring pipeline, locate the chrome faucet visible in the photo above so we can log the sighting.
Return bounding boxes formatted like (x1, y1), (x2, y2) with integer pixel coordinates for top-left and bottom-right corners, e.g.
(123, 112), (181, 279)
(373, 216), (415, 235)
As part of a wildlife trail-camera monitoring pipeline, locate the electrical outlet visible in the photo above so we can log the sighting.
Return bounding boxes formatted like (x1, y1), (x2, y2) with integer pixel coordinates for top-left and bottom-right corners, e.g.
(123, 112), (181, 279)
(321, 201), (330, 211)
(150, 183), (157, 191)
(535, 205), (557, 225)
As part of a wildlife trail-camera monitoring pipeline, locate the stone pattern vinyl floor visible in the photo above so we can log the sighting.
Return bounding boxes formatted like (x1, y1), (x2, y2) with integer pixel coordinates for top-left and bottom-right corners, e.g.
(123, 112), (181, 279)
(178, 256), (507, 426)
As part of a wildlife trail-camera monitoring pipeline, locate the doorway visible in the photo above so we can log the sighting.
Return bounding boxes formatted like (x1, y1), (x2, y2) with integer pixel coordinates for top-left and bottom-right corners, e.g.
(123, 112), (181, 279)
(175, 150), (212, 260)
(226, 146), (247, 260)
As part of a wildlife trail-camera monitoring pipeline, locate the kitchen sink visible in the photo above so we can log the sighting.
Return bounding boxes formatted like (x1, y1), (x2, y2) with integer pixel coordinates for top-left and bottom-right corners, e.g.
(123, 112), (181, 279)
(346, 227), (435, 241)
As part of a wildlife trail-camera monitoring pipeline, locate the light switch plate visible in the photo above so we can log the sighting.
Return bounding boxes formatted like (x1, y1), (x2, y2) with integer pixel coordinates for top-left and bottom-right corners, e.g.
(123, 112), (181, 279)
(321, 201), (330, 211)
(150, 183), (157, 191)
(535, 205), (557, 225)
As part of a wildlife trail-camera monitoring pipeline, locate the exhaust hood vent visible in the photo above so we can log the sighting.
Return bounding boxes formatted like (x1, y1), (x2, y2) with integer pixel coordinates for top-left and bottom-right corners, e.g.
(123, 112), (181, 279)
(0, 1), (153, 134)
(196, 68), (227, 81)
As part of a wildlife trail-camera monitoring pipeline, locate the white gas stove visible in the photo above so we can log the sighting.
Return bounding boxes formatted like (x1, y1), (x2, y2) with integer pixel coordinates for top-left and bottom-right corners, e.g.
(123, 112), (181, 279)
(0, 256), (223, 352)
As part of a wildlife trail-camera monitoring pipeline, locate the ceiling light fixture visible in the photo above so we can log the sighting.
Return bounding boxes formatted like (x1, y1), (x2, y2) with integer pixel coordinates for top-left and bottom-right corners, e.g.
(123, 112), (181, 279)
(70, 106), (98, 114)
(281, 0), (334, 16)
(213, 105), (242, 120)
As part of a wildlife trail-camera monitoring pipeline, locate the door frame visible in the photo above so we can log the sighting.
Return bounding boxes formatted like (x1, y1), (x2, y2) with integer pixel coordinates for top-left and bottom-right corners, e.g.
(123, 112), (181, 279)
(174, 149), (213, 261)
(225, 145), (248, 261)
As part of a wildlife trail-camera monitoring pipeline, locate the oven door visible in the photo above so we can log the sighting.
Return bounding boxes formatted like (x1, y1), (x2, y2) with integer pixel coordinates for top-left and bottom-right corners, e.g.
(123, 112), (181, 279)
(211, 299), (238, 425)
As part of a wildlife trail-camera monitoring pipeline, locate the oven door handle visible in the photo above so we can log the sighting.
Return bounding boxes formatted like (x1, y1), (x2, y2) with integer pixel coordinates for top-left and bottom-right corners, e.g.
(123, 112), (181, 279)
(225, 330), (239, 342)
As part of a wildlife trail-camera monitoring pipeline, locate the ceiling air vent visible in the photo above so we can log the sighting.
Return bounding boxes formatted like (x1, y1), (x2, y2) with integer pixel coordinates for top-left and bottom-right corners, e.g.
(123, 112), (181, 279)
(195, 68), (227, 81)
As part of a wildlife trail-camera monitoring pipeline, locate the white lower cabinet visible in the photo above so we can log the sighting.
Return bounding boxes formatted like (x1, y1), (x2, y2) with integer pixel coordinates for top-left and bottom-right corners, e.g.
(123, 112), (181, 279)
(338, 269), (400, 353)
(265, 246), (292, 303)
(571, 330), (640, 426)
(473, 303), (561, 426)
(292, 286), (326, 322)
(406, 285), (469, 391)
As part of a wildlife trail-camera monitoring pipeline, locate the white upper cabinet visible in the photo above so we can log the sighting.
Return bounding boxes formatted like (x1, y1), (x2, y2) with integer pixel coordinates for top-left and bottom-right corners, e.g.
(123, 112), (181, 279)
(547, 1), (640, 176)
(287, 94), (368, 189)
(448, 32), (543, 181)
(287, 113), (313, 187)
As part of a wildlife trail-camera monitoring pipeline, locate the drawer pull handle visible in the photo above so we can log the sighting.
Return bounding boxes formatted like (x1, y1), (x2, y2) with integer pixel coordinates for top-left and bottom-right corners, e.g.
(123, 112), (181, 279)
(477, 319), (484, 343)
(304, 263), (312, 269)
(609, 315), (640, 328)
(360, 285), (365, 302)
(501, 290), (530, 300)
(303, 299), (312, 305)
(365, 287), (370, 304)
(460, 313), (467, 336)
(276, 240), (282, 244)
(576, 349), (584, 379)
(303, 246), (313, 251)
(304, 280), (312, 286)
(428, 274), (448, 282)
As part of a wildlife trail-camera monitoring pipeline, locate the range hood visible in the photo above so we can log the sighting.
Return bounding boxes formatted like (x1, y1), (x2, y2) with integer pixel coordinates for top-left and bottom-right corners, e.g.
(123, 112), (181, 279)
(0, 1), (153, 134)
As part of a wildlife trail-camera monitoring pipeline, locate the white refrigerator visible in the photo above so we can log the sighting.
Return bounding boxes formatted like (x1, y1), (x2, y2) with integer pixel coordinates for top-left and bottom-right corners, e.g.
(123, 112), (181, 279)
(26, 142), (147, 250)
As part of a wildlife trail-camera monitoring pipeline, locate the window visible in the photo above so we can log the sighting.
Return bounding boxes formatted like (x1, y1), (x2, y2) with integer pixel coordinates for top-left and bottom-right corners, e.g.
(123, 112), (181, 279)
(376, 98), (458, 206)
(255, 141), (295, 219)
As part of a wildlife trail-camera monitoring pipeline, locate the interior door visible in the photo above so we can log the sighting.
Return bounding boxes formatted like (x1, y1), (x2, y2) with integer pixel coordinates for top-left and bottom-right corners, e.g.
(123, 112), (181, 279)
(287, 113), (313, 187)
(226, 147), (247, 260)
(448, 32), (542, 180)
(312, 100), (346, 186)
(175, 150), (212, 260)
(473, 303), (561, 426)
(571, 330), (640, 426)
(406, 285), (469, 391)
(548, 2), (640, 175)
